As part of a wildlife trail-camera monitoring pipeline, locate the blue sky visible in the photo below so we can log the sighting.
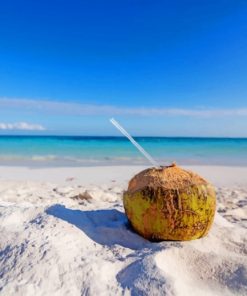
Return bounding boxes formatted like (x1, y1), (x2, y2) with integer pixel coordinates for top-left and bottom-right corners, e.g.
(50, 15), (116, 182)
(0, 0), (247, 136)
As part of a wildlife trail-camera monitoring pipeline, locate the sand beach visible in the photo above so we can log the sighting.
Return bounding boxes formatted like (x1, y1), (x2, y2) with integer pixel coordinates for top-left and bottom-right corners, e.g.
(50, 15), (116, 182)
(0, 164), (246, 295)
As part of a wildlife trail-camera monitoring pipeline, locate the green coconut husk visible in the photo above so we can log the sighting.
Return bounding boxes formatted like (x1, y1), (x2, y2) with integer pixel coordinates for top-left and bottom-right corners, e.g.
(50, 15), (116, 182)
(123, 163), (216, 241)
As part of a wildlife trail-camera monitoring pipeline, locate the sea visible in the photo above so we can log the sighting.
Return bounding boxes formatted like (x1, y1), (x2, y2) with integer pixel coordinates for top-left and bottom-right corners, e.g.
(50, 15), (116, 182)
(0, 136), (246, 167)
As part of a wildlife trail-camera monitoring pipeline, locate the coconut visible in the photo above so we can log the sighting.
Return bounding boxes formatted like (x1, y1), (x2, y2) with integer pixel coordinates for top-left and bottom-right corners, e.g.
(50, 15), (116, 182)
(123, 163), (216, 241)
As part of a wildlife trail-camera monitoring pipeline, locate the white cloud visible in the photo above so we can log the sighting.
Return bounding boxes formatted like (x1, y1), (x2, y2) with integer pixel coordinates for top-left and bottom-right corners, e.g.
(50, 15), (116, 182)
(0, 122), (46, 131)
(0, 97), (247, 117)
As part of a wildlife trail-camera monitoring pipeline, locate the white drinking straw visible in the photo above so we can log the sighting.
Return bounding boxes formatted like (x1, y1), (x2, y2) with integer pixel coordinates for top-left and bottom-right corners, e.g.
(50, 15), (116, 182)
(110, 118), (160, 167)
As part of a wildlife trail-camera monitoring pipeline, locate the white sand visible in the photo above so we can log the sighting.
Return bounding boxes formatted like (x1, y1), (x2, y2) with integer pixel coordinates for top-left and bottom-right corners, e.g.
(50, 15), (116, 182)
(0, 165), (247, 296)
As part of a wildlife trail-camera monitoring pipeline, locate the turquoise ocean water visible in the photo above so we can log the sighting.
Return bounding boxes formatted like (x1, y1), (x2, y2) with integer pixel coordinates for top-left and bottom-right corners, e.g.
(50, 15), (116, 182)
(0, 136), (246, 167)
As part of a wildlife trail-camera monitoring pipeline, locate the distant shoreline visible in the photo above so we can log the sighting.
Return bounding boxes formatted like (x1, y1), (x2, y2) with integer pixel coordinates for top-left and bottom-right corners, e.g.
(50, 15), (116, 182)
(1, 164), (247, 187)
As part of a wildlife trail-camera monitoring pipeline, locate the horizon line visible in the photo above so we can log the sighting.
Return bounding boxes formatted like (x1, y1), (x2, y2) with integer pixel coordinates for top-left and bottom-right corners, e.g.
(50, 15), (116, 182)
(0, 134), (247, 139)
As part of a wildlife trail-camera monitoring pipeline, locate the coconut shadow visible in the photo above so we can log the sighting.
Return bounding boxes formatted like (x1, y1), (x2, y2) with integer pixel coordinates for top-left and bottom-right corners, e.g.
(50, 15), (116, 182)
(46, 204), (151, 250)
